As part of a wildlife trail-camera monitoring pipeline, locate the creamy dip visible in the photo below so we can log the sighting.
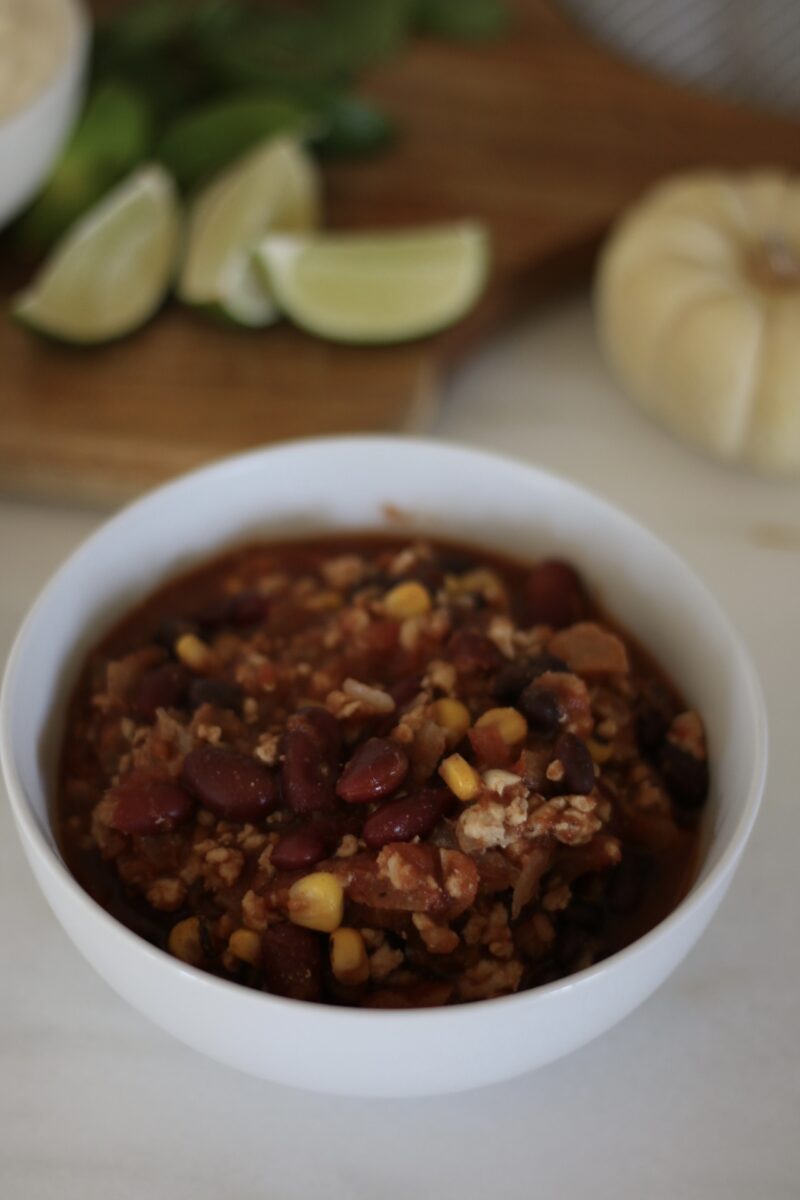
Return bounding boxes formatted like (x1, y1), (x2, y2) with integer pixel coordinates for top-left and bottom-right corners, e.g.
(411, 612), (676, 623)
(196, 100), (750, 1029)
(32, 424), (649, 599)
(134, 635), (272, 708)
(0, 0), (76, 120)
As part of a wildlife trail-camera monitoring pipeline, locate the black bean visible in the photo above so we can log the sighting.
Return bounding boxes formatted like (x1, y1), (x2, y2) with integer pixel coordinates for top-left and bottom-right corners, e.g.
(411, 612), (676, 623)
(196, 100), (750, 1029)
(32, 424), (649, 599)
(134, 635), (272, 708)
(606, 854), (650, 915)
(660, 743), (709, 809)
(565, 898), (605, 934)
(548, 732), (595, 795)
(491, 660), (535, 703)
(188, 678), (244, 713)
(555, 920), (591, 969)
(491, 654), (569, 703)
(154, 617), (199, 653)
(518, 685), (562, 734)
(534, 653), (568, 675)
(636, 705), (668, 755)
(436, 551), (479, 575)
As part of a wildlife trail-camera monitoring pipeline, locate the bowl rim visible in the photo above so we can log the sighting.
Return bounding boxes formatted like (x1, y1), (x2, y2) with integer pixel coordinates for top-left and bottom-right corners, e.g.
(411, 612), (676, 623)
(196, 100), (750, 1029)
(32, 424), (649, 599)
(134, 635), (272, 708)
(0, 0), (90, 132)
(0, 434), (769, 1027)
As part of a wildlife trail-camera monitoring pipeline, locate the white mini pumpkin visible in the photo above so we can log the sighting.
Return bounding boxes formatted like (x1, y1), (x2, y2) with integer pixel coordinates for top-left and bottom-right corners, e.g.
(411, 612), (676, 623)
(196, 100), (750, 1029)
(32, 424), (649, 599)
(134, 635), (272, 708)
(596, 170), (800, 474)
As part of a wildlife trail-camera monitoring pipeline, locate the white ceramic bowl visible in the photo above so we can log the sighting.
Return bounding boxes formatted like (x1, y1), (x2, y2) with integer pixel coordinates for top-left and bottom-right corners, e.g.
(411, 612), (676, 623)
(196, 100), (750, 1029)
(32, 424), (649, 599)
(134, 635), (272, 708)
(0, 438), (767, 1097)
(0, 0), (90, 230)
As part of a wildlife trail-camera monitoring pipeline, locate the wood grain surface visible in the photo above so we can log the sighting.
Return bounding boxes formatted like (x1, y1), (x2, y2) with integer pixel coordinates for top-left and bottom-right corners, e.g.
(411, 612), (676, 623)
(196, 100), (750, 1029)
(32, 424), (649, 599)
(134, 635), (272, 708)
(2, 0), (800, 506)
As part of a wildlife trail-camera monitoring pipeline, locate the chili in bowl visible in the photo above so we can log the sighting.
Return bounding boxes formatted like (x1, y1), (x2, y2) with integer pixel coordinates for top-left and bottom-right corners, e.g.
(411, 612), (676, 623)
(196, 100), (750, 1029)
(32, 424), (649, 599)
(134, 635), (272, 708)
(0, 438), (767, 1096)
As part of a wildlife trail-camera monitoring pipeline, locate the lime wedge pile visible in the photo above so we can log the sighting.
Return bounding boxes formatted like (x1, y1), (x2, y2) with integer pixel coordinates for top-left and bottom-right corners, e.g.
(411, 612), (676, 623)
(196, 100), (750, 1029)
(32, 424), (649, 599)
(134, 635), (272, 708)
(178, 138), (320, 327)
(14, 166), (180, 344)
(13, 135), (489, 346)
(255, 222), (489, 344)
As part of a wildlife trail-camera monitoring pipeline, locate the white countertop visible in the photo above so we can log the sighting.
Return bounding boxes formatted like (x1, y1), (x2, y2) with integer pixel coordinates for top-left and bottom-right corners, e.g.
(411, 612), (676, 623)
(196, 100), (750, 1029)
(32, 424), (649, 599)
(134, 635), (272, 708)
(2, 298), (798, 1199)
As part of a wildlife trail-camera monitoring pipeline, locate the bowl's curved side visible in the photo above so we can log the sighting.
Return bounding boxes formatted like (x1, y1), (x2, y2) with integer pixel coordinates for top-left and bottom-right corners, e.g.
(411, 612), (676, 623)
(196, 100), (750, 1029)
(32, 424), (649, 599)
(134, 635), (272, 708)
(0, 0), (90, 228)
(0, 436), (768, 1096)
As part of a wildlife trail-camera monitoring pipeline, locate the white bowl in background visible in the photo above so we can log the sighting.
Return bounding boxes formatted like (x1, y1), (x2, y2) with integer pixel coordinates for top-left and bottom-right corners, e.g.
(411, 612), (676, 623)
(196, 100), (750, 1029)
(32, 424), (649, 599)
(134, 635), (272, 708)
(560, 0), (800, 117)
(0, 437), (767, 1097)
(0, 0), (90, 230)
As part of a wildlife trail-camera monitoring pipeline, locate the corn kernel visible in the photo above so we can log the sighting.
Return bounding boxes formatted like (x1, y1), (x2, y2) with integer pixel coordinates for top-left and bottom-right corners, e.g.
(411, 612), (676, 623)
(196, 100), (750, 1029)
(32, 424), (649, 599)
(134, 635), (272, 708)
(168, 917), (204, 966)
(430, 697), (471, 743)
(474, 706), (528, 745)
(288, 871), (344, 933)
(330, 927), (369, 985)
(383, 580), (431, 619)
(228, 928), (261, 966)
(439, 753), (481, 802)
(175, 632), (217, 673)
(588, 738), (614, 764)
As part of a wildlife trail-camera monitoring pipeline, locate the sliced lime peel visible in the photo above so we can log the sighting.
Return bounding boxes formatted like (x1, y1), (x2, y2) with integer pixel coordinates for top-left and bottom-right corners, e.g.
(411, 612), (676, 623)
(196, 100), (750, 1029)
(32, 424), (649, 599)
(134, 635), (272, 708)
(13, 165), (181, 345)
(254, 222), (490, 344)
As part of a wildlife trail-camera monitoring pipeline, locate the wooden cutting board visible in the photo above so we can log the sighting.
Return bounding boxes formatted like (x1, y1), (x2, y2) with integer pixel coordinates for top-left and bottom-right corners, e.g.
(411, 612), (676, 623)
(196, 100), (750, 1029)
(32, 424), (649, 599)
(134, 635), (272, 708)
(3, 0), (800, 507)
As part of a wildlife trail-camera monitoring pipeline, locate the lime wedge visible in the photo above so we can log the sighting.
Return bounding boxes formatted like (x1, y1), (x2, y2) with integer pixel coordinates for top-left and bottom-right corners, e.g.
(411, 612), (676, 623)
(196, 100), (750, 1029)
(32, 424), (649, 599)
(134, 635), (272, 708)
(13, 166), (180, 345)
(178, 137), (320, 327)
(254, 222), (489, 344)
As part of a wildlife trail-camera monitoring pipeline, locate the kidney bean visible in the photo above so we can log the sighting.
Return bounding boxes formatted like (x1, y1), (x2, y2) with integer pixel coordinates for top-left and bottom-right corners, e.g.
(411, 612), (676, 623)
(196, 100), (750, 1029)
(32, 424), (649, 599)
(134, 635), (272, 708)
(524, 560), (584, 628)
(518, 684), (562, 734)
(193, 590), (269, 631)
(388, 673), (424, 711)
(547, 732), (595, 795)
(272, 827), (331, 871)
(228, 591), (269, 627)
(337, 738), (409, 804)
(448, 629), (503, 674)
(181, 744), (279, 822)
(281, 729), (336, 815)
(294, 706), (342, 762)
(187, 678), (243, 713)
(261, 923), (322, 1002)
(110, 772), (194, 836)
(193, 598), (232, 630)
(131, 662), (189, 721)
(659, 743), (709, 809)
(281, 708), (342, 815)
(363, 788), (450, 850)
